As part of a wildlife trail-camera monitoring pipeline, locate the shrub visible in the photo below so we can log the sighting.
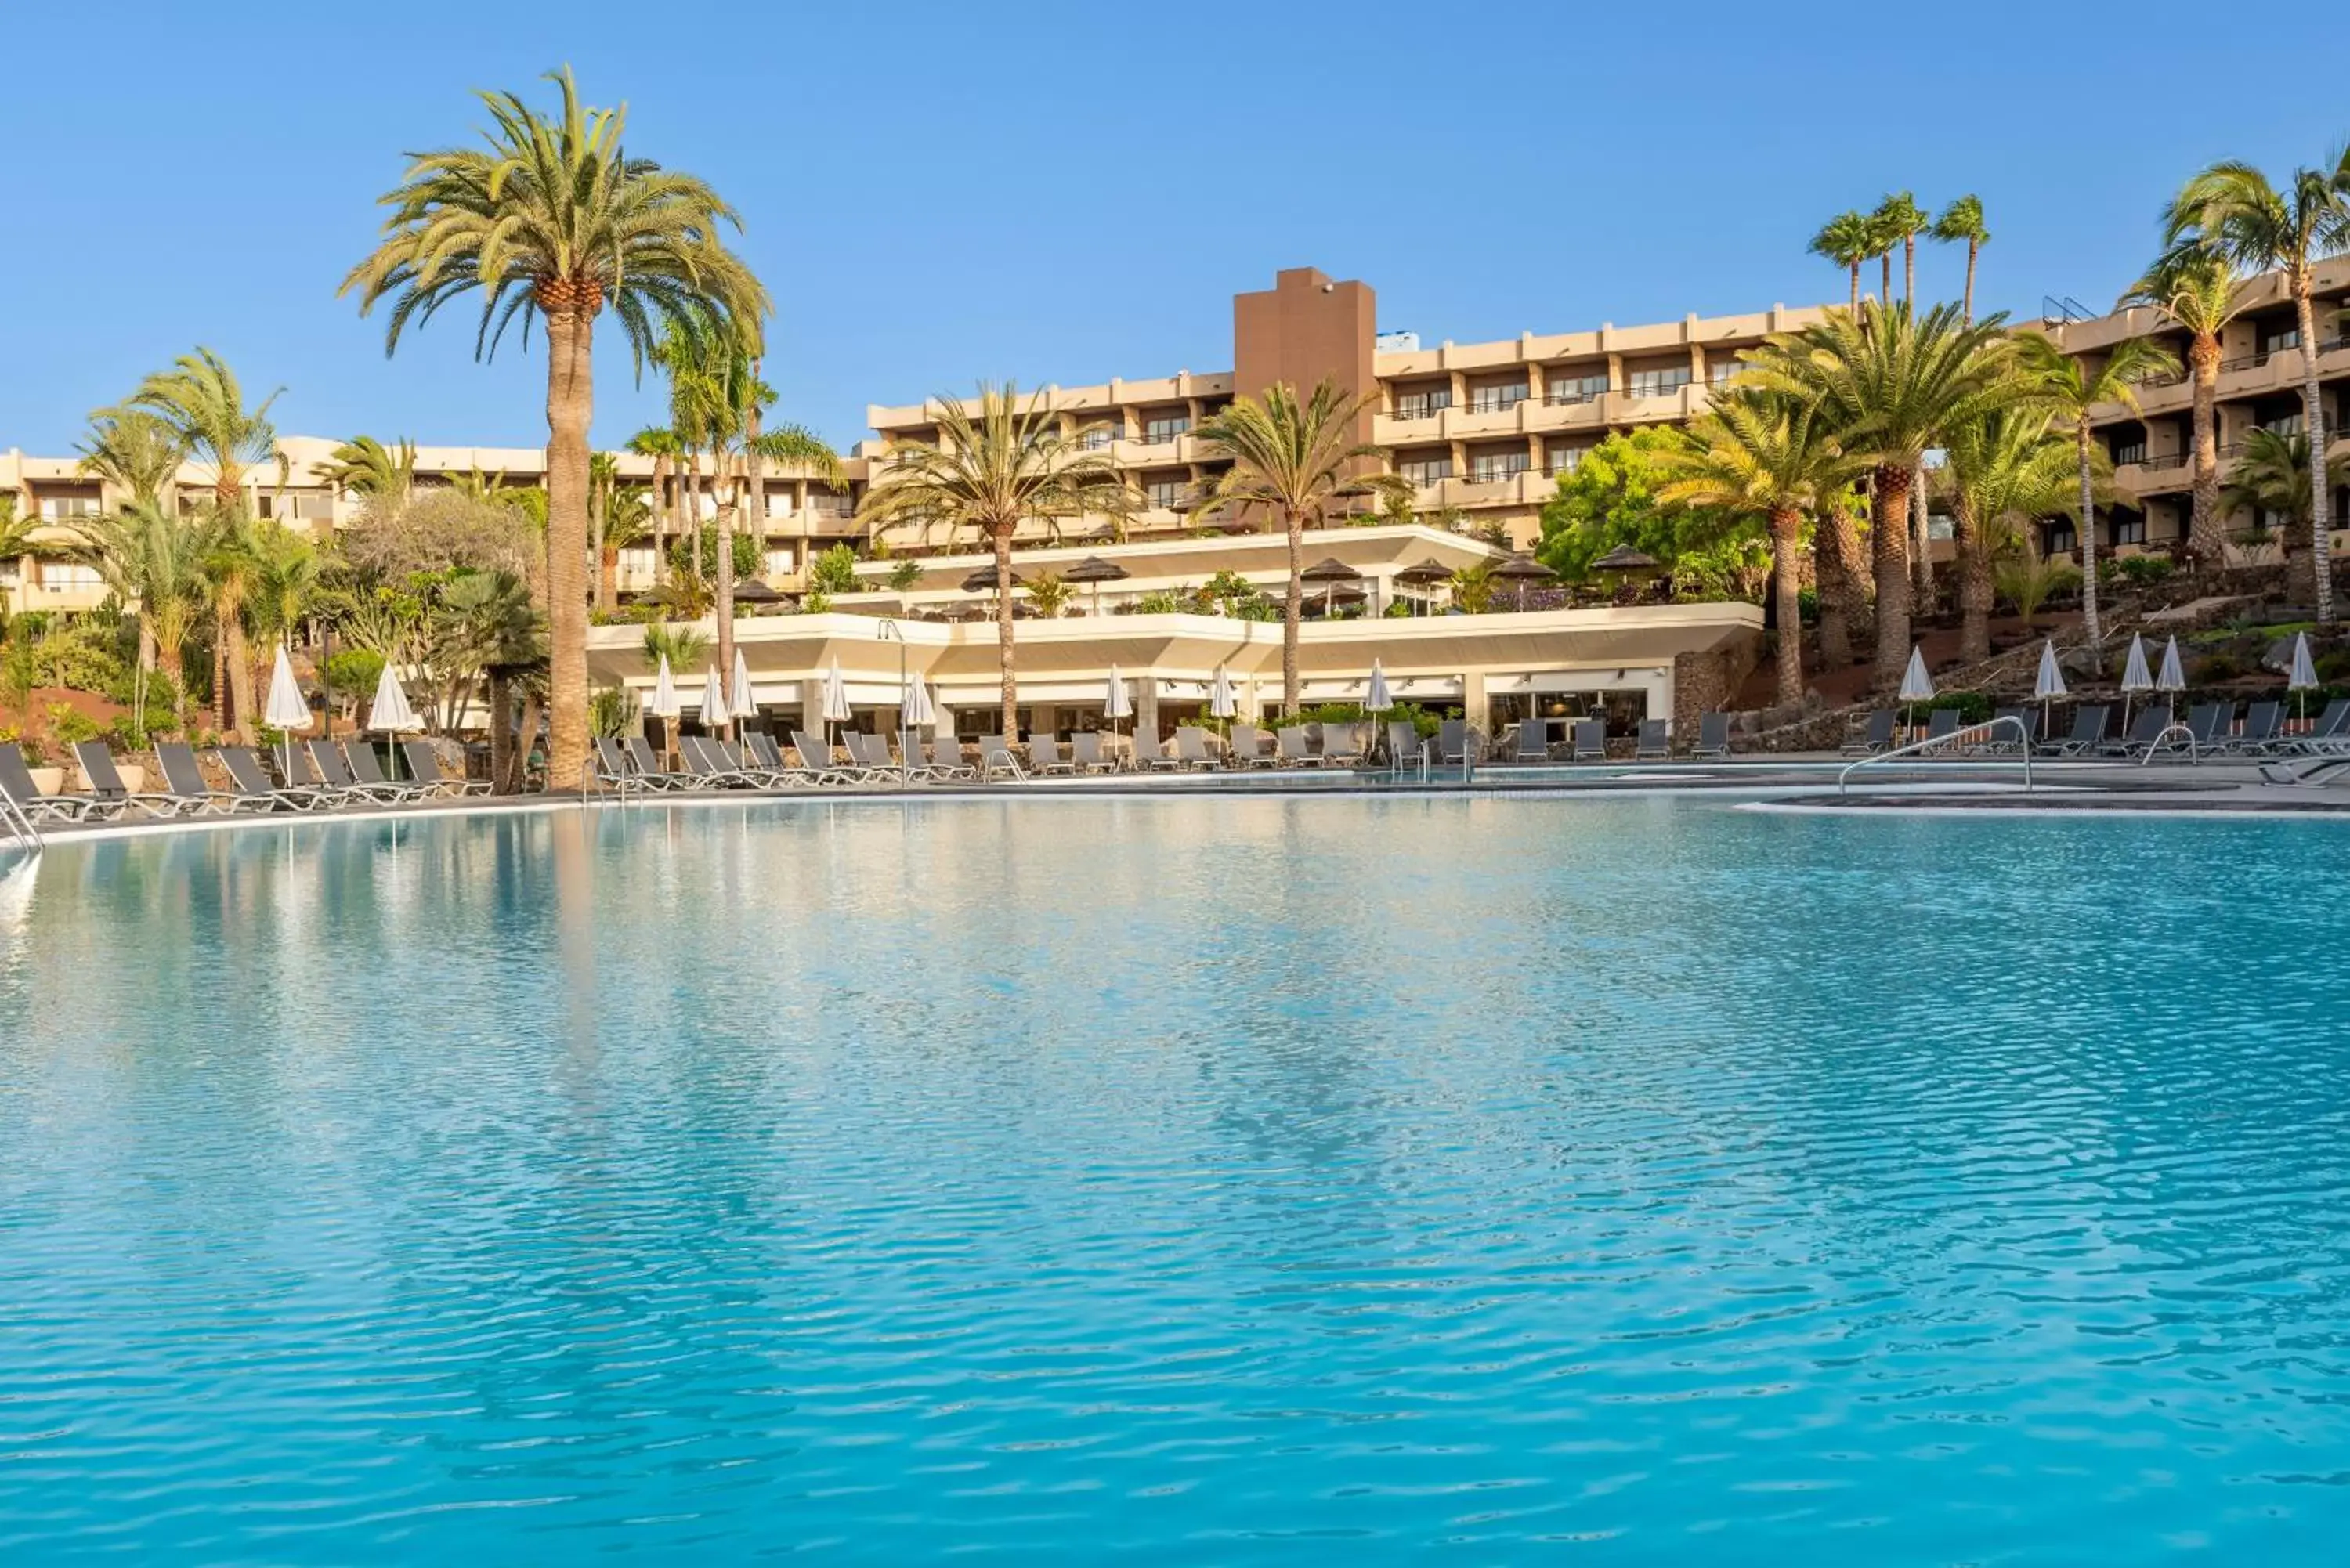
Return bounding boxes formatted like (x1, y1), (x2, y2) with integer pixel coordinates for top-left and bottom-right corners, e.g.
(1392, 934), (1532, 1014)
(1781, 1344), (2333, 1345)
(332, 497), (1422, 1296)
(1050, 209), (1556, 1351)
(324, 649), (387, 699)
(103, 715), (150, 753)
(1133, 591), (1185, 614)
(887, 558), (922, 592)
(15, 736), (46, 768)
(799, 590), (833, 615)
(808, 544), (860, 595)
(45, 702), (100, 746)
(1904, 692), (1993, 725)
(588, 686), (637, 740)
(1797, 586), (1820, 626)
(2115, 555), (2175, 585)
(1267, 700), (1443, 737)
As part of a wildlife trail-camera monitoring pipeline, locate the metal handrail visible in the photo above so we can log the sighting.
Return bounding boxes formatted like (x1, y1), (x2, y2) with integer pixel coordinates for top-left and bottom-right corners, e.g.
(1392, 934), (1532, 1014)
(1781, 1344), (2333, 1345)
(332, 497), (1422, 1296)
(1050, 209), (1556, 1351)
(2138, 723), (2196, 765)
(1838, 714), (2034, 796)
(0, 786), (42, 854)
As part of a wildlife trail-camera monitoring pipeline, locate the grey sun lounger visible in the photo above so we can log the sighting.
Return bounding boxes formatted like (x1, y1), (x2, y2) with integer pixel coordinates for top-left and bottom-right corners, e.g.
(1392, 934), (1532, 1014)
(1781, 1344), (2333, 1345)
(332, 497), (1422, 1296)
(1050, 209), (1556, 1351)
(1635, 719), (1670, 760)
(1693, 712), (1731, 758)
(1170, 726), (1217, 770)
(1386, 721), (1426, 771)
(1437, 719), (1474, 767)
(1841, 710), (1897, 754)
(1130, 731), (1176, 771)
(0, 744), (111, 822)
(2047, 705), (2111, 756)
(219, 746), (339, 811)
(847, 731), (911, 782)
(2100, 708), (2172, 757)
(972, 733), (1024, 779)
(1226, 724), (1274, 768)
(1028, 735), (1073, 776)
(343, 741), (439, 803)
(2280, 698), (2350, 754)
(622, 736), (691, 792)
(1274, 726), (1325, 767)
(1979, 707), (2037, 753)
(401, 740), (485, 798)
(1568, 719), (1607, 762)
(2183, 703), (2229, 750)
(1923, 708), (1963, 745)
(305, 739), (409, 804)
(73, 742), (195, 818)
(787, 730), (861, 785)
(1067, 732), (1108, 773)
(925, 738), (975, 782)
(1322, 723), (1365, 767)
(1511, 720), (1550, 764)
(678, 735), (767, 788)
(2217, 701), (2285, 754)
(153, 742), (265, 815)
(742, 731), (804, 786)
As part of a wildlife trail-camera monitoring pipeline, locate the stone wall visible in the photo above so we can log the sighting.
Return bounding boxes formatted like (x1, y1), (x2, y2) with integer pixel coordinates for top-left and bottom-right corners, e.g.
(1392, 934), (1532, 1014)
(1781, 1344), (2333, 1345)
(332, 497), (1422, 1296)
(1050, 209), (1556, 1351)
(1672, 637), (1759, 738)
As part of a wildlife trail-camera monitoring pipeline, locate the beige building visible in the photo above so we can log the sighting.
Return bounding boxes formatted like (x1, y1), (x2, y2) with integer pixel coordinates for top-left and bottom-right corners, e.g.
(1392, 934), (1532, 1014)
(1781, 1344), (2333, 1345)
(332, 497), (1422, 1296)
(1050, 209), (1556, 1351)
(2042, 255), (2350, 562)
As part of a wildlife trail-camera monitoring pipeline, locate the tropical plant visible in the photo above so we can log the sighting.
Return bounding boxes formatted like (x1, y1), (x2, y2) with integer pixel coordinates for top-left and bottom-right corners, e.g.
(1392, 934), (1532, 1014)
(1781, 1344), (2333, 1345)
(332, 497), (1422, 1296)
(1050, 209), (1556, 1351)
(2166, 157), (2350, 620)
(318, 435), (418, 504)
(588, 685), (636, 740)
(1995, 552), (2081, 624)
(0, 497), (53, 620)
(71, 500), (208, 728)
(1656, 390), (1868, 703)
(2218, 427), (2350, 554)
(1742, 302), (2019, 688)
(248, 521), (321, 656)
(625, 425), (682, 586)
(1025, 572), (1073, 618)
(886, 558), (922, 592)
(641, 621), (707, 677)
(442, 569), (545, 792)
(1931, 195), (1990, 320)
(1873, 191), (1929, 305)
(1535, 428), (1766, 596)
(2120, 244), (2248, 567)
(1187, 378), (1400, 714)
(128, 347), (284, 508)
(1448, 560), (1499, 613)
(1937, 406), (2075, 659)
(858, 382), (1130, 737)
(1809, 211), (1877, 313)
(76, 408), (186, 508)
(807, 543), (859, 597)
(2017, 331), (2180, 643)
(342, 65), (770, 795)
(196, 511), (262, 739)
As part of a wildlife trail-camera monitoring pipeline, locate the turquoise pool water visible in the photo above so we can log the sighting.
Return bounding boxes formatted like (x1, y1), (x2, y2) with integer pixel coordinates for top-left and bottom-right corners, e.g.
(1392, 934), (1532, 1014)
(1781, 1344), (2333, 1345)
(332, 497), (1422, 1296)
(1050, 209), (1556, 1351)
(1, 798), (2346, 1563)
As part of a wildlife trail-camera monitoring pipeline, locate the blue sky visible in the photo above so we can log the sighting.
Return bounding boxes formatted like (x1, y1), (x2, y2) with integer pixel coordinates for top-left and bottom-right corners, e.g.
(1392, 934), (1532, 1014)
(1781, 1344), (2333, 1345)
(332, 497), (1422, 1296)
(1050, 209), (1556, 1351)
(0, 1), (2329, 459)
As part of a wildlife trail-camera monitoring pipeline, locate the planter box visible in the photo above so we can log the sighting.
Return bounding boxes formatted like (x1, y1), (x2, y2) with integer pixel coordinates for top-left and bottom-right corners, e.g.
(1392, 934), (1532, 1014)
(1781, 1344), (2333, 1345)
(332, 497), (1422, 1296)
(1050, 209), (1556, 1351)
(28, 768), (64, 797)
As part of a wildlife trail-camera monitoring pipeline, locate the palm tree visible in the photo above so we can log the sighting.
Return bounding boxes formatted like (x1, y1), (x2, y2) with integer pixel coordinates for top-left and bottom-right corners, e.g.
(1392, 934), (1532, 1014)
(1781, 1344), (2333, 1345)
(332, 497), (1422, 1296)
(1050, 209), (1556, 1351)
(1874, 191), (1929, 305)
(342, 66), (768, 795)
(2018, 333), (2180, 644)
(1656, 389), (1867, 705)
(1188, 379), (1401, 714)
(199, 512), (262, 739)
(1931, 196), (1990, 320)
(1938, 406), (2073, 659)
(859, 383), (1130, 739)
(1809, 211), (1877, 313)
(2218, 426), (2349, 559)
(73, 501), (207, 728)
(76, 408), (186, 508)
(2167, 158), (2350, 620)
(444, 570), (545, 793)
(2119, 244), (2248, 568)
(625, 425), (682, 586)
(1744, 302), (2017, 688)
(319, 435), (418, 504)
(128, 347), (284, 510)
(0, 497), (44, 620)
(599, 482), (653, 608)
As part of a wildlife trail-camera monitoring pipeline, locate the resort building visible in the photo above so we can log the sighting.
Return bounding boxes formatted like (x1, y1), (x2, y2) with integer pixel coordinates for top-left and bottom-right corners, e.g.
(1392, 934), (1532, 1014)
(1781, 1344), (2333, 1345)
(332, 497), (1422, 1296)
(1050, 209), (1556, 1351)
(2041, 255), (2350, 563)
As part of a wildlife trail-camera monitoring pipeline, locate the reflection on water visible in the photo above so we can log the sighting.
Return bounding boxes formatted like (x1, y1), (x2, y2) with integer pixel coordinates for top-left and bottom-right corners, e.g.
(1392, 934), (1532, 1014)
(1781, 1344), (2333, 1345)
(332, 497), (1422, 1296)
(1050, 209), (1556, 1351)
(1, 799), (2348, 1562)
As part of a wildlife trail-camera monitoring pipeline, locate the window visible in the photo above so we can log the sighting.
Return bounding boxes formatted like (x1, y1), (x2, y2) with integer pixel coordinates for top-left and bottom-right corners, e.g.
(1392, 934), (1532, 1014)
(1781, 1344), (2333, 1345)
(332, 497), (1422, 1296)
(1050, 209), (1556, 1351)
(765, 492), (794, 518)
(2261, 323), (2302, 356)
(1468, 384), (1528, 414)
(38, 563), (101, 590)
(2261, 414), (2305, 438)
(2112, 439), (2146, 466)
(1546, 371), (1607, 404)
(1146, 478), (1184, 510)
(1394, 388), (1452, 419)
(1398, 457), (1452, 486)
(2044, 521), (2077, 555)
(1548, 446), (1587, 475)
(1077, 428), (1115, 451)
(36, 495), (99, 521)
(1470, 452), (1530, 482)
(1626, 366), (1692, 398)
(764, 547), (796, 576)
(2111, 515), (2146, 547)
(1141, 415), (1189, 444)
(1709, 358), (1747, 387)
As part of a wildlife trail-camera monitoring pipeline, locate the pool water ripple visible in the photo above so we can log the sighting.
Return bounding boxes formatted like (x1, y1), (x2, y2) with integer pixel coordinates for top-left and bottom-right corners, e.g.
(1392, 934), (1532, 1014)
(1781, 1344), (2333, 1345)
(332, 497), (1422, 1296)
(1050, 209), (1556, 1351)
(1, 797), (2348, 1560)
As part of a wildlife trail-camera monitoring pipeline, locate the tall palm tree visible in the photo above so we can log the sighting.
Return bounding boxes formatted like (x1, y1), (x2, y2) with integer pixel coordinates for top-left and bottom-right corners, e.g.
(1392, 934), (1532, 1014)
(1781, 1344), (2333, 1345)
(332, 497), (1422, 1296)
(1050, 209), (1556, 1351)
(1932, 196), (1990, 320)
(1874, 191), (1929, 305)
(858, 383), (1130, 739)
(76, 408), (186, 508)
(2019, 333), (2180, 644)
(2167, 158), (2350, 621)
(1938, 405), (2073, 660)
(199, 512), (262, 739)
(444, 570), (545, 793)
(588, 452), (620, 614)
(1744, 302), (2018, 688)
(625, 425), (682, 586)
(2218, 426), (2349, 558)
(1655, 389), (1868, 704)
(319, 435), (418, 504)
(128, 347), (284, 509)
(599, 482), (653, 609)
(1188, 379), (1401, 715)
(2119, 244), (2249, 569)
(1809, 211), (1877, 313)
(342, 66), (768, 795)
(73, 501), (209, 730)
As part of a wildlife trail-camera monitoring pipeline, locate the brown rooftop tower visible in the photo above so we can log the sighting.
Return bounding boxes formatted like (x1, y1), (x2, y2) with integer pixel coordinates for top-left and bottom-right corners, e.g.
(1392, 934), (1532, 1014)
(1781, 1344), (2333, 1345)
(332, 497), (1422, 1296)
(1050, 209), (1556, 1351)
(1232, 267), (1377, 445)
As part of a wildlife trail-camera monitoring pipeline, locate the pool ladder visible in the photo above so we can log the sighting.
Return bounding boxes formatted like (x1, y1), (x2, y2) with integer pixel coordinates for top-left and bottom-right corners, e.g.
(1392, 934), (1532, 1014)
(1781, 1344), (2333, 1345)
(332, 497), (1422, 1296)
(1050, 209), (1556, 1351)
(0, 788), (42, 854)
(1838, 715), (2035, 796)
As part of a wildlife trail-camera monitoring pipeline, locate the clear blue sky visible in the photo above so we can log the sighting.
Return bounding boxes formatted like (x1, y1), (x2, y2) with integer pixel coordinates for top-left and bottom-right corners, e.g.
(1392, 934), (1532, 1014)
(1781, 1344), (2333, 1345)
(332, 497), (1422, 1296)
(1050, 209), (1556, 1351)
(0, 0), (2327, 460)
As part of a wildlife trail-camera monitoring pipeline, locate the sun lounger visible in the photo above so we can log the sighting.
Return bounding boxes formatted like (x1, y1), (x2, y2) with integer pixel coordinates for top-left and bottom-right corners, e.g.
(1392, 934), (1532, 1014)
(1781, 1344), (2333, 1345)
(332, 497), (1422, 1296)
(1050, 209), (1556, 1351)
(219, 746), (338, 811)
(925, 738), (975, 782)
(1386, 721), (1426, 771)
(1226, 724), (1274, 768)
(848, 732), (911, 782)
(792, 729), (866, 785)
(0, 743), (112, 822)
(1028, 735), (1073, 776)
(622, 735), (689, 792)
(403, 740), (486, 798)
(1635, 719), (1670, 760)
(341, 740), (439, 803)
(1980, 706), (2037, 753)
(1511, 720), (1550, 764)
(1924, 708), (1963, 745)
(1171, 726), (1217, 770)
(72, 742), (193, 818)
(1130, 731), (1171, 771)
(1693, 712), (1731, 758)
(2217, 700), (2285, 754)
(1067, 732), (1109, 773)
(682, 735), (776, 788)
(1841, 709), (1897, 754)
(971, 733), (1023, 779)
(1322, 723), (1365, 767)
(1274, 726), (1325, 767)
(2047, 704), (2111, 756)
(1568, 719), (1607, 761)
(302, 739), (407, 805)
(2100, 708), (2171, 757)
(151, 742), (262, 815)
(2280, 698), (2350, 754)
(1437, 719), (1474, 768)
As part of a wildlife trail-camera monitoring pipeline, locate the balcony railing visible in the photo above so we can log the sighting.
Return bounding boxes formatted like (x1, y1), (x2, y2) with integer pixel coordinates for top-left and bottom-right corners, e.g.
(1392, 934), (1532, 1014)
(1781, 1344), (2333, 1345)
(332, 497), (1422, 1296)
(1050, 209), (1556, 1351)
(1466, 465), (1531, 486)
(1392, 401), (1451, 421)
(1466, 388), (1529, 414)
(2113, 445), (2147, 466)
(1545, 385), (1607, 406)
(1401, 469), (1453, 488)
(1623, 379), (1692, 400)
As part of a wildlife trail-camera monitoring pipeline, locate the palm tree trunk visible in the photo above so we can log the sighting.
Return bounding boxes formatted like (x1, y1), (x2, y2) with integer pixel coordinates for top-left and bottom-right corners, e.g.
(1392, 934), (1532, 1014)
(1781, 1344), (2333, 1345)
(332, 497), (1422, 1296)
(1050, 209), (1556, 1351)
(1847, 262), (1860, 316)
(1962, 242), (1978, 323)
(1911, 460), (1932, 602)
(591, 487), (609, 616)
(1954, 497), (1991, 662)
(994, 526), (1018, 741)
(210, 628), (230, 737)
(2188, 333), (2225, 568)
(1871, 463), (1914, 691)
(651, 455), (670, 587)
(1904, 235), (1915, 305)
(2295, 282), (2334, 623)
(1769, 505), (1804, 704)
(513, 690), (542, 793)
(1282, 505), (1303, 715)
(1879, 251), (1892, 306)
(226, 620), (255, 744)
(2077, 422), (2102, 645)
(487, 668), (513, 794)
(1816, 501), (1862, 668)
(541, 305), (594, 796)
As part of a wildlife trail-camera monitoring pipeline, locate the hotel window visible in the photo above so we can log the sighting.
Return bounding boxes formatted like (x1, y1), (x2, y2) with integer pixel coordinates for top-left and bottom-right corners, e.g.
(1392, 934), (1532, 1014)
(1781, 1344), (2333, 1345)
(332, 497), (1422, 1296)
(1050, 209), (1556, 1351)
(1548, 446), (1587, 475)
(1709, 358), (1746, 387)
(2111, 515), (2146, 547)
(2111, 437), (2146, 465)
(1146, 478), (1184, 510)
(39, 563), (101, 591)
(764, 547), (795, 576)
(765, 491), (794, 518)
(2260, 322), (2301, 356)
(1141, 415), (1189, 444)
(2044, 520), (2077, 555)
(1077, 427), (1116, 451)
(1470, 452), (1530, 483)
(1394, 388), (1452, 419)
(1546, 371), (1607, 404)
(1399, 457), (1452, 486)
(37, 495), (99, 521)
(1626, 366), (1692, 398)
(2261, 414), (2305, 438)
(1468, 384), (1529, 414)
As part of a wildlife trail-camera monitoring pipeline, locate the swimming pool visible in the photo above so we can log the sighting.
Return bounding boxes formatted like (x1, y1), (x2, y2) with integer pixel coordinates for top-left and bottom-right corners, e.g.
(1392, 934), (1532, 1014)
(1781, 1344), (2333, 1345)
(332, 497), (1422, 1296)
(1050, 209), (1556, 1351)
(2, 797), (2345, 1561)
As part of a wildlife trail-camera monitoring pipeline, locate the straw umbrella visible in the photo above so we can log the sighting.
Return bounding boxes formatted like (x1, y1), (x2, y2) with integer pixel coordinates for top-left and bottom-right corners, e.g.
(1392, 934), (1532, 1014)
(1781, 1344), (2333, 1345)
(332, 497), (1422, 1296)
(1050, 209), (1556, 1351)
(264, 644), (312, 781)
(1395, 557), (1452, 615)
(2034, 638), (2068, 739)
(368, 659), (422, 782)
(2157, 636), (2186, 720)
(1898, 645), (1934, 739)
(2120, 633), (2153, 735)
(2288, 631), (2319, 728)
(1300, 556), (1363, 617)
(1492, 551), (1558, 611)
(1063, 555), (1131, 618)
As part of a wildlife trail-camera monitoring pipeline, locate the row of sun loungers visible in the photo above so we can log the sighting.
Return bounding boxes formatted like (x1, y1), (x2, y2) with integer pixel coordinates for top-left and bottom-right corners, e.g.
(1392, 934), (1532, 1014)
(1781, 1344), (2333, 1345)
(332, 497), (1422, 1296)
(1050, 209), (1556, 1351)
(1841, 699), (2350, 760)
(0, 739), (482, 825)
